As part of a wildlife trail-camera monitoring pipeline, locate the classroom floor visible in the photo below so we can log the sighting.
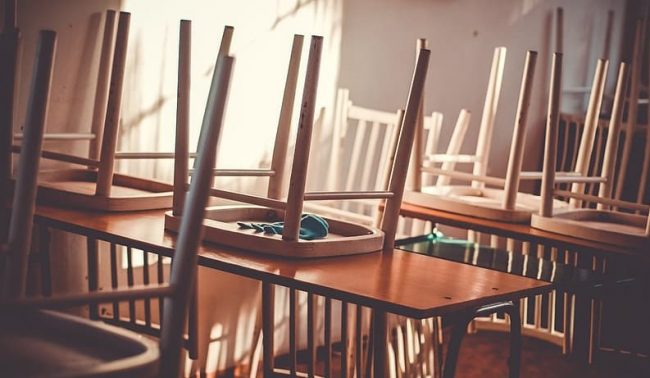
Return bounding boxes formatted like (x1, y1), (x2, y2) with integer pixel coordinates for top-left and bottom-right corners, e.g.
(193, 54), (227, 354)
(227, 329), (649, 377)
(454, 331), (649, 378)
(272, 330), (649, 378)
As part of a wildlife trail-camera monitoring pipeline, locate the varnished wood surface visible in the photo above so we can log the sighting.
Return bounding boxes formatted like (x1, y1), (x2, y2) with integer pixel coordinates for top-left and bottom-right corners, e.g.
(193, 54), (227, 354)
(400, 203), (648, 258)
(34, 205), (550, 319)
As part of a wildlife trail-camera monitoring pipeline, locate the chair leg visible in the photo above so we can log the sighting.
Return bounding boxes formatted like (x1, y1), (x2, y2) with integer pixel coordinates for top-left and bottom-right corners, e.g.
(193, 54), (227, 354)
(504, 301), (521, 378)
(442, 311), (472, 378)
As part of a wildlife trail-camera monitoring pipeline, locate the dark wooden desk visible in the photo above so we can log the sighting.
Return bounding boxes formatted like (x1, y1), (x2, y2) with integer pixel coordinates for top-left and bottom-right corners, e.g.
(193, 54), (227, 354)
(34, 205), (552, 376)
(400, 203), (648, 259)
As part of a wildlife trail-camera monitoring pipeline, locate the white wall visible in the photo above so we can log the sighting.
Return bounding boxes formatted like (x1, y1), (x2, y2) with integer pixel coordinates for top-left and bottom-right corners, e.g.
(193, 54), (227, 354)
(337, 0), (625, 179)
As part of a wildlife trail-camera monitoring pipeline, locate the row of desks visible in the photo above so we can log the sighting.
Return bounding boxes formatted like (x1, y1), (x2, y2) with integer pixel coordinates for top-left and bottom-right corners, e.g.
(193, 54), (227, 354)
(36, 203), (643, 375)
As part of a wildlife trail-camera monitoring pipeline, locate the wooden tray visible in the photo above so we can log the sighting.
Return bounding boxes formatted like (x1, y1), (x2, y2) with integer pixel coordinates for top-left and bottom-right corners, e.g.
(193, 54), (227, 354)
(531, 209), (649, 249)
(403, 186), (568, 223)
(34, 168), (173, 211)
(165, 206), (385, 258)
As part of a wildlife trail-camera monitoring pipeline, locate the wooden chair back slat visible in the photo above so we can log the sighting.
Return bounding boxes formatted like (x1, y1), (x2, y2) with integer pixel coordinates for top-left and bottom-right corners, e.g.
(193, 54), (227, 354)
(435, 109), (470, 187)
(2, 30), (56, 298)
(317, 90), (402, 223)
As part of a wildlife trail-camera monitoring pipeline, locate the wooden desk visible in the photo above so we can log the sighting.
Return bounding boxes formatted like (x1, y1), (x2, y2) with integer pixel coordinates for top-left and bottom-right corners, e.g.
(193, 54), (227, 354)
(34, 205), (552, 376)
(400, 203), (648, 259)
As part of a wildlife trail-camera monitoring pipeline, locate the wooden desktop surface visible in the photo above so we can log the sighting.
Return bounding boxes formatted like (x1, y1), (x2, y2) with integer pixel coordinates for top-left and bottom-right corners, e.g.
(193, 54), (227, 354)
(400, 203), (648, 259)
(34, 205), (551, 319)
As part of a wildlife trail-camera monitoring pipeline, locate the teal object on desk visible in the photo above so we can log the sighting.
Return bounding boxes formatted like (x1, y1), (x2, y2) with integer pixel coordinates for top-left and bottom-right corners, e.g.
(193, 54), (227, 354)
(237, 214), (329, 240)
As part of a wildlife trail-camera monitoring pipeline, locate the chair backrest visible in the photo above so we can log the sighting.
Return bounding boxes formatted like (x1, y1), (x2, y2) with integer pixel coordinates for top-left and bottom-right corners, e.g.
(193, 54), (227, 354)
(318, 88), (402, 223)
(1, 30), (55, 299)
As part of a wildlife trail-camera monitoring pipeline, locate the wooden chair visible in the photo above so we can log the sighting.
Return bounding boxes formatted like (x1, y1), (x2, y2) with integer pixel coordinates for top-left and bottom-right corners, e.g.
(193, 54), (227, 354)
(405, 49), (613, 224)
(531, 54), (650, 249)
(8, 11), (176, 212)
(0, 28), (234, 378)
(166, 37), (431, 258)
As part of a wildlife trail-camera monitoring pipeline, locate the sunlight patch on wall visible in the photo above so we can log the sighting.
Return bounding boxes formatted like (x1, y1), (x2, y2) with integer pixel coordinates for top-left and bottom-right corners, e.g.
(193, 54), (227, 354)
(118, 0), (343, 192)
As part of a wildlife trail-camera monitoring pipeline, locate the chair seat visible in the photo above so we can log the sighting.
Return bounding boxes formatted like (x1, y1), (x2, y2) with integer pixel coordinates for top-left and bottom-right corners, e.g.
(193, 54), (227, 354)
(404, 186), (568, 223)
(0, 310), (159, 378)
(165, 206), (385, 258)
(531, 209), (649, 249)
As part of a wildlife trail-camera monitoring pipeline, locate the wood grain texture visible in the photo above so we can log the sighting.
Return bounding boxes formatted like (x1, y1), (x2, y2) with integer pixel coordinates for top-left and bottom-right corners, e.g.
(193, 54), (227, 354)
(96, 12), (131, 196)
(33, 206), (551, 319)
(570, 59), (607, 208)
(89, 10), (116, 161)
(472, 47), (506, 189)
(267, 34), (303, 200)
(165, 206), (384, 258)
(172, 19), (191, 216)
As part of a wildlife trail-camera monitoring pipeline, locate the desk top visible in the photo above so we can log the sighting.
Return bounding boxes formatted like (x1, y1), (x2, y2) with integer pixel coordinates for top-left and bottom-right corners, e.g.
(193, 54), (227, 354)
(34, 205), (551, 319)
(400, 203), (647, 259)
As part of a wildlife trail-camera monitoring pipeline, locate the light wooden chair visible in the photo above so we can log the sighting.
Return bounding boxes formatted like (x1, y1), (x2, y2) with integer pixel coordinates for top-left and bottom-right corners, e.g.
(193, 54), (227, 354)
(0, 28), (234, 378)
(166, 37), (431, 258)
(531, 55), (650, 249)
(9, 11), (176, 212)
(404, 49), (612, 224)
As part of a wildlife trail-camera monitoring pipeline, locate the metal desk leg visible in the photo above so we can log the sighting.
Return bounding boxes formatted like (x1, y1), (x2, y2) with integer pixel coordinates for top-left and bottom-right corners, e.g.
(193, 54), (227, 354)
(86, 237), (99, 319)
(262, 282), (275, 377)
(443, 301), (521, 378)
(372, 309), (387, 377)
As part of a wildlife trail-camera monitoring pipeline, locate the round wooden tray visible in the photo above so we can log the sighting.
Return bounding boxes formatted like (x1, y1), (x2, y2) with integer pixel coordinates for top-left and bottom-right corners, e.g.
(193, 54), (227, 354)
(403, 186), (568, 223)
(165, 205), (385, 258)
(34, 168), (174, 211)
(531, 209), (649, 249)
